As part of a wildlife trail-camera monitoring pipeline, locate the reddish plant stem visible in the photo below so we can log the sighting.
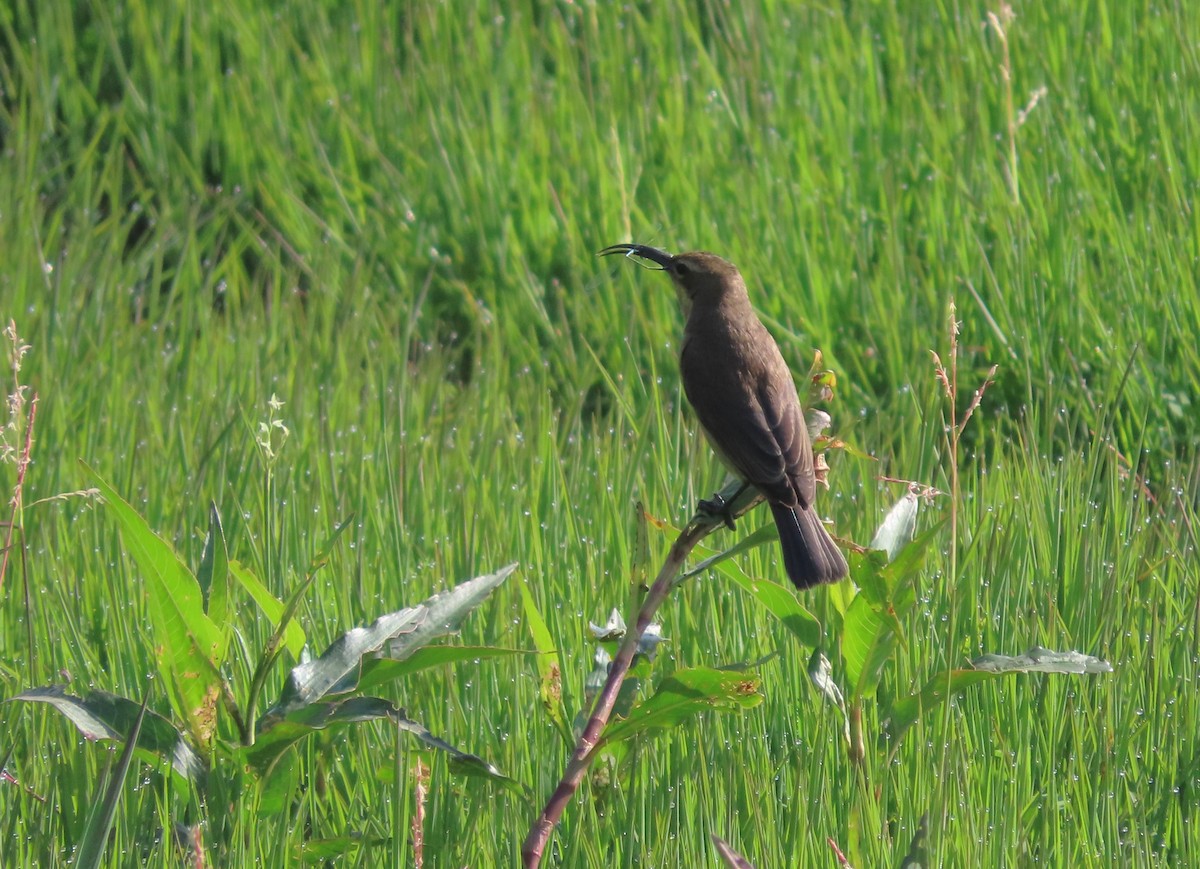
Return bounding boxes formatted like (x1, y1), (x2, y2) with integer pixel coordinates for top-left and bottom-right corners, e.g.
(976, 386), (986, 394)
(521, 511), (725, 867)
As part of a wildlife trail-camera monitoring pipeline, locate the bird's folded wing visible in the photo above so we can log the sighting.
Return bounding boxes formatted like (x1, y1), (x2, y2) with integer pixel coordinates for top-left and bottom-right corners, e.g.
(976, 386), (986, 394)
(690, 377), (815, 510)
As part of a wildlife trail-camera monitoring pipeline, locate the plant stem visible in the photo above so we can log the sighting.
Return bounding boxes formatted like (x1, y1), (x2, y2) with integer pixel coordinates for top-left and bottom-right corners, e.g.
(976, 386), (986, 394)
(1, 394), (38, 664)
(936, 301), (961, 843)
(987, 5), (1019, 204)
(521, 501), (742, 867)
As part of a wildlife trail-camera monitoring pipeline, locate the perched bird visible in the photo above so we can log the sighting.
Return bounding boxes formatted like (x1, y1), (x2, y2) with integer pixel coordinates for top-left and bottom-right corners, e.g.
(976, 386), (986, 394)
(600, 243), (847, 589)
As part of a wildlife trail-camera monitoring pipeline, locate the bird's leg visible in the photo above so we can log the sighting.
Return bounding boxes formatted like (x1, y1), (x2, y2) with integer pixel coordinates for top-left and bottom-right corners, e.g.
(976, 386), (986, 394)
(697, 481), (749, 531)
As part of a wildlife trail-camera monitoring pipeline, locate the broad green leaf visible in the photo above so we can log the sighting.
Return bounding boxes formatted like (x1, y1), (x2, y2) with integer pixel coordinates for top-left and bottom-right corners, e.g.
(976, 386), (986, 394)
(831, 494), (926, 617)
(10, 686), (204, 781)
(972, 646), (1113, 674)
(601, 667), (762, 746)
(837, 505), (942, 701)
(841, 593), (903, 700)
(81, 462), (223, 744)
(246, 696), (399, 774)
(875, 520), (944, 621)
(76, 693), (148, 869)
(265, 564), (518, 721)
(725, 558), (823, 648)
(228, 560), (307, 659)
(197, 501), (229, 626)
(242, 695), (521, 795)
(266, 605), (426, 721)
(446, 750), (524, 791)
(380, 563), (519, 660)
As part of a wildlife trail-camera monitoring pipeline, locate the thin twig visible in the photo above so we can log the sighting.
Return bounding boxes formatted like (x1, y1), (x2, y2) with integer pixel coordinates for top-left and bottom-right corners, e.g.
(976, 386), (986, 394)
(956, 364), (999, 436)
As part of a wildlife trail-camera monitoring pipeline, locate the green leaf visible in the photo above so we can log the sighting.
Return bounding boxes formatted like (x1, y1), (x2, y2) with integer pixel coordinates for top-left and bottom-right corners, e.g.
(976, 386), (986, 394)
(807, 648), (850, 743)
(883, 519), (945, 589)
(197, 501), (229, 625)
(841, 593), (903, 700)
(837, 506), (945, 702)
(868, 492), (919, 562)
(307, 514), (355, 574)
(690, 527), (823, 648)
(81, 462), (224, 744)
(601, 667), (762, 746)
(683, 521), (778, 579)
(884, 669), (997, 750)
(849, 547), (893, 608)
(446, 750), (524, 792)
(299, 835), (386, 863)
(354, 645), (531, 694)
(265, 605), (426, 721)
(518, 580), (570, 742)
(245, 696), (396, 775)
(381, 563), (518, 659)
(258, 754), (299, 816)
(76, 692), (149, 869)
(264, 564), (518, 721)
(242, 696), (522, 795)
(9, 686), (205, 781)
(971, 646), (1113, 674)
(886, 648), (1111, 757)
(228, 560), (307, 659)
(826, 572), (857, 617)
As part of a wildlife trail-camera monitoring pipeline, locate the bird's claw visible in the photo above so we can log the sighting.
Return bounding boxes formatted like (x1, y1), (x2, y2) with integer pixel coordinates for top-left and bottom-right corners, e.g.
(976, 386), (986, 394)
(698, 493), (737, 531)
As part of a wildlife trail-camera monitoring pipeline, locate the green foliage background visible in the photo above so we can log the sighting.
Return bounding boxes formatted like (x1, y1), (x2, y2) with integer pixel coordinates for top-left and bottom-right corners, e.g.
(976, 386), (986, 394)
(1, 0), (1197, 865)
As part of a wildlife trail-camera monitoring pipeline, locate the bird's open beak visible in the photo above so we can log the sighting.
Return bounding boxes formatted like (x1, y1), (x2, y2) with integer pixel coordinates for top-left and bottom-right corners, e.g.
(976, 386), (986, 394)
(597, 243), (674, 270)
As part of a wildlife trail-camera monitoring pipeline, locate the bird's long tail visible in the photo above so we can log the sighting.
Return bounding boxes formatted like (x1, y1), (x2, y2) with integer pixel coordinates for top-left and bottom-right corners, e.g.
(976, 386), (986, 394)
(769, 503), (848, 589)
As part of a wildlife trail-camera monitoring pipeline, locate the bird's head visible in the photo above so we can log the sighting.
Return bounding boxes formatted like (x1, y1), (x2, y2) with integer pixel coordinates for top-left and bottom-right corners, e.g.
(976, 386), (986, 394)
(599, 244), (745, 310)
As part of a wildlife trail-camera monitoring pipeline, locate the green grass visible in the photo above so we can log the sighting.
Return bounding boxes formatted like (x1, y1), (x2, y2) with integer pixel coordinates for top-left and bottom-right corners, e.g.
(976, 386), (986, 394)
(1, 0), (1198, 865)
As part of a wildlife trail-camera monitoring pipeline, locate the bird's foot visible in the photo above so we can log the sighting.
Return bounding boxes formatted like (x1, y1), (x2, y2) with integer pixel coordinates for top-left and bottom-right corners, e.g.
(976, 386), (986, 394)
(698, 493), (737, 531)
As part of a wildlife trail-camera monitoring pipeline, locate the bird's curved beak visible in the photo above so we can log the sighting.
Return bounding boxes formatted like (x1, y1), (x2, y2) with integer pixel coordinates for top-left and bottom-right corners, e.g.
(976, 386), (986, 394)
(597, 243), (674, 270)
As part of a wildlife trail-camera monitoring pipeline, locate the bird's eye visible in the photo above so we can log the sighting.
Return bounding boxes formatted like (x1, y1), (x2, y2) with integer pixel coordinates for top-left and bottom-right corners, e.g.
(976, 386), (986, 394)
(671, 260), (691, 277)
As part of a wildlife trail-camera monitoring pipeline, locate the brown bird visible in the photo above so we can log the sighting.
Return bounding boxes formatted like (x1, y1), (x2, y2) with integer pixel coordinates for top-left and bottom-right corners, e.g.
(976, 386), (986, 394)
(600, 243), (847, 589)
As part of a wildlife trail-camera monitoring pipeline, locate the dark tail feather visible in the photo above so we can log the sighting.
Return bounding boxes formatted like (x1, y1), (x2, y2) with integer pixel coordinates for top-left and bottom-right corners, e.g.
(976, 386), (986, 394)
(769, 503), (848, 589)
